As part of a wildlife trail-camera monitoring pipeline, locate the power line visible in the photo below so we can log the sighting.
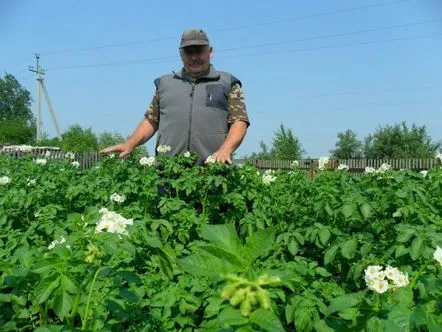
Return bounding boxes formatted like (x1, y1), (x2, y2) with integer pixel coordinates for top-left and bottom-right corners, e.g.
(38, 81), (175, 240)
(210, 0), (410, 33)
(39, 0), (410, 56)
(251, 98), (442, 115)
(45, 25), (442, 72)
(216, 19), (442, 53)
(220, 33), (442, 59)
(259, 84), (441, 101)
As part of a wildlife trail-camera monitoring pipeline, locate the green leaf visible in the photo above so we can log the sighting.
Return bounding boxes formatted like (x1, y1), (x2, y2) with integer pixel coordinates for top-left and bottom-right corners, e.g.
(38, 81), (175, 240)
(201, 224), (242, 255)
(395, 189), (408, 198)
(324, 244), (339, 265)
(35, 277), (60, 304)
(318, 228), (331, 246)
(315, 267), (332, 277)
(143, 233), (163, 248)
(53, 290), (73, 321)
(360, 203), (373, 219)
(294, 307), (315, 331)
(313, 320), (334, 332)
(293, 232), (305, 245)
(244, 228), (275, 261)
(410, 236), (424, 260)
(427, 317), (442, 332)
(0, 293), (26, 306)
(60, 274), (77, 294)
(341, 204), (355, 218)
(338, 308), (359, 321)
(396, 228), (414, 243)
(287, 239), (300, 256)
(341, 239), (357, 259)
(410, 305), (427, 329)
(158, 248), (175, 279)
(365, 317), (386, 332)
(326, 293), (361, 315)
(395, 245), (408, 258)
(360, 243), (372, 256)
(115, 271), (142, 285)
(119, 288), (139, 303)
(199, 245), (245, 267)
(387, 306), (411, 331)
(0, 294), (11, 303)
(217, 307), (249, 326)
(393, 288), (413, 308)
(12, 246), (35, 267)
(249, 308), (285, 332)
(204, 298), (222, 318)
(324, 203), (333, 217)
(34, 326), (64, 332)
(179, 251), (233, 277)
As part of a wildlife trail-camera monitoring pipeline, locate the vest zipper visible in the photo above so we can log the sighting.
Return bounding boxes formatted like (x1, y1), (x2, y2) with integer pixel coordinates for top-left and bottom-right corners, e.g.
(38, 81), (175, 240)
(187, 83), (195, 151)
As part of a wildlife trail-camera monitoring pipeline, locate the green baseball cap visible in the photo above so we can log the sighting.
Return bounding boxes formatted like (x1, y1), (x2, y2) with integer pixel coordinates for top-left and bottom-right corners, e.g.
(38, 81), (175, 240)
(180, 29), (210, 48)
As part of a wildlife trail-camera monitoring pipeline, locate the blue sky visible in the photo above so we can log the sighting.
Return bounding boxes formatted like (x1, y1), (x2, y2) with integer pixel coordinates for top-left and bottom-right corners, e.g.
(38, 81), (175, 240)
(1, 0), (441, 157)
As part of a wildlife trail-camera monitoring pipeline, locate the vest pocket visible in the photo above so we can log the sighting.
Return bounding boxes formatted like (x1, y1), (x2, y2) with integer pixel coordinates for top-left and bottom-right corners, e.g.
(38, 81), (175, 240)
(205, 84), (228, 111)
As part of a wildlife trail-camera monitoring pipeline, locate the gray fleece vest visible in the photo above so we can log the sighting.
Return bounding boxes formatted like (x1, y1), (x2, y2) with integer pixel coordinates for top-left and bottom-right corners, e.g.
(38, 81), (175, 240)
(154, 65), (240, 164)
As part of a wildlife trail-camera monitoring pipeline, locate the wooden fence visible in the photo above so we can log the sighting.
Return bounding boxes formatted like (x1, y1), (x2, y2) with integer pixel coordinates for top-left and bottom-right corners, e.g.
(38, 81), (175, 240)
(240, 158), (439, 172)
(1, 149), (439, 172)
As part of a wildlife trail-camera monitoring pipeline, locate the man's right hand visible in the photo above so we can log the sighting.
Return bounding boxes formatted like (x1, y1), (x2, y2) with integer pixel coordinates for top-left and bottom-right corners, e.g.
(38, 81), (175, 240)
(100, 142), (134, 158)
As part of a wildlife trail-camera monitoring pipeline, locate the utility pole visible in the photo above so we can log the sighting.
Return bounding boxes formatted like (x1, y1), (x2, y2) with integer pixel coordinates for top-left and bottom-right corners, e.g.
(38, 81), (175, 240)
(29, 54), (62, 142)
(29, 54), (43, 142)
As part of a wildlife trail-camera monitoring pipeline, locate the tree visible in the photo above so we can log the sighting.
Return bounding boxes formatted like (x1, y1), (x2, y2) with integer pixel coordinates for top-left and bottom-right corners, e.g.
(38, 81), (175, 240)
(247, 124), (304, 160)
(60, 124), (98, 152)
(247, 141), (272, 160)
(330, 129), (363, 159)
(364, 122), (440, 159)
(0, 73), (35, 144)
(98, 131), (124, 150)
(35, 132), (62, 148)
(270, 124), (304, 160)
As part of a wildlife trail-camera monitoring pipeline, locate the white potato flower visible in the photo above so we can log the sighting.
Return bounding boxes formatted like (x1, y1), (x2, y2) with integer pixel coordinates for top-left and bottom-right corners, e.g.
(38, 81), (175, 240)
(139, 156), (155, 166)
(377, 163), (392, 173)
(27, 178), (36, 186)
(419, 170), (428, 177)
(184, 151), (191, 157)
(205, 155), (216, 164)
(0, 176), (11, 185)
(365, 167), (376, 174)
(71, 161), (80, 168)
(35, 158), (47, 165)
(337, 164), (349, 171)
(65, 152), (75, 159)
(434, 247), (442, 267)
(96, 208), (133, 235)
(262, 169), (276, 185)
(367, 278), (389, 294)
(110, 193), (126, 203)
(318, 157), (329, 170)
(384, 266), (400, 280)
(291, 160), (299, 168)
(365, 265), (409, 292)
(391, 272), (409, 288)
(48, 236), (67, 250)
(156, 145), (171, 153)
(364, 265), (383, 279)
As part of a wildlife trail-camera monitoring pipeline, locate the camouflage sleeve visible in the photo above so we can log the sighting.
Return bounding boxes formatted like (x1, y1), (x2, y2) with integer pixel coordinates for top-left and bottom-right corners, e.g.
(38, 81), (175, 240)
(144, 91), (160, 130)
(228, 83), (250, 127)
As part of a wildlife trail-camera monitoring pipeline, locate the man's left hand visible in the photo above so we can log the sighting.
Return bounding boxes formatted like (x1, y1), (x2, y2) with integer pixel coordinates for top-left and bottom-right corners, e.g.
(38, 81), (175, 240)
(211, 148), (232, 164)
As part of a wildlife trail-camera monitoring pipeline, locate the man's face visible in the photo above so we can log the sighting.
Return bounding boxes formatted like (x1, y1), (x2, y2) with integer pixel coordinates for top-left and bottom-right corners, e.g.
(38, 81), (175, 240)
(180, 45), (212, 78)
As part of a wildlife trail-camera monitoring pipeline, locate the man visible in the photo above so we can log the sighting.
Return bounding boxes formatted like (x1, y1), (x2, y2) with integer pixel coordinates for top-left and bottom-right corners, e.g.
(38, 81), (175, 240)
(101, 29), (249, 165)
